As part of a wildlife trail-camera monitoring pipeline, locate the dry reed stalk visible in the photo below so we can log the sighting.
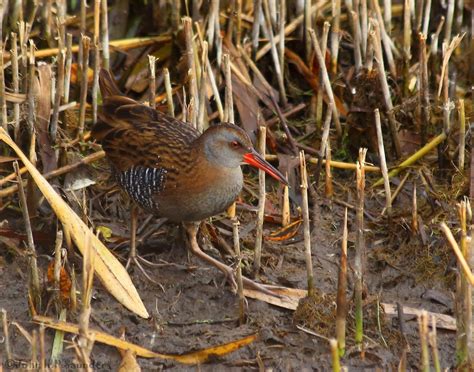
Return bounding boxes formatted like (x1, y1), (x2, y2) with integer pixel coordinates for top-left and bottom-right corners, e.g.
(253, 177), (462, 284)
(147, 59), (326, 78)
(456, 200), (472, 368)
(418, 310), (430, 372)
(148, 55), (157, 109)
(403, 0), (411, 73)
(411, 183), (418, 234)
(360, 0), (368, 59)
(253, 126), (267, 274)
(304, 0), (312, 63)
(1, 308), (12, 360)
(183, 17), (199, 127)
(458, 99), (466, 171)
(370, 0), (398, 76)
(182, 86), (188, 122)
(51, 26), (65, 142)
(31, 329), (38, 367)
(330, 339), (341, 371)
(70, 266), (77, 312)
(351, 11), (362, 72)
(429, 16), (445, 57)
(235, 0), (242, 48)
(428, 316), (441, 372)
(162, 68), (175, 117)
(308, 29), (342, 137)
(282, 173), (290, 227)
(91, 41), (100, 124)
(455, 0), (464, 31)
(315, 22), (330, 129)
(53, 230), (63, 309)
(440, 222), (474, 286)
(78, 0), (86, 72)
(207, 0), (219, 50)
(251, 0), (262, 61)
(336, 208), (348, 356)
(39, 323), (46, 370)
(262, 0), (287, 106)
(266, 153), (380, 172)
(370, 24), (401, 158)
(444, 0), (455, 44)
(223, 54), (234, 123)
(300, 150), (314, 296)
(325, 142), (333, 198)
(421, 0), (432, 36)
(419, 33), (429, 143)
(19, 21), (28, 92)
(206, 56), (224, 121)
(11, 32), (20, 142)
(78, 235), (95, 371)
(268, 0), (277, 29)
(228, 203), (246, 325)
(101, 0), (110, 69)
(317, 104), (334, 169)
(383, 0), (392, 34)
(197, 41), (208, 132)
(414, 0), (424, 32)
(0, 0), (7, 130)
(330, 0), (341, 74)
(13, 161), (41, 310)
(63, 33), (72, 103)
(279, 0), (286, 73)
(374, 109), (391, 216)
(354, 148), (367, 348)
(437, 33), (464, 98)
(78, 35), (90, 141)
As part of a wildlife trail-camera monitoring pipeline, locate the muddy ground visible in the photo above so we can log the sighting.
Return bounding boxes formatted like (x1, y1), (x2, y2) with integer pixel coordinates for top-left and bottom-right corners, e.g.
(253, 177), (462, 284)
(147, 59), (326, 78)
(0, 175), (457, 370)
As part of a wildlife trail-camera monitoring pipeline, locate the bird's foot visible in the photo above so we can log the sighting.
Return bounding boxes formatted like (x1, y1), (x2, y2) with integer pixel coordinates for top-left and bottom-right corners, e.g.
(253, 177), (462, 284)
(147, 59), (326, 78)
(125, 254), (165, 291)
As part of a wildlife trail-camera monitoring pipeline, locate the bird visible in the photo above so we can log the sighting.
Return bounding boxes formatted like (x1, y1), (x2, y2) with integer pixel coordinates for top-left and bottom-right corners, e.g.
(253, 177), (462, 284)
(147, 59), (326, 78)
(92, 68), (288, 292)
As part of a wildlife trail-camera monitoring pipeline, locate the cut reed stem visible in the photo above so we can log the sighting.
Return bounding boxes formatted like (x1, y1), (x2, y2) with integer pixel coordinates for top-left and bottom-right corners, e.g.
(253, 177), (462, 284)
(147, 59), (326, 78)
(253, 126), (267, 274)
(300, 150), (314, 296)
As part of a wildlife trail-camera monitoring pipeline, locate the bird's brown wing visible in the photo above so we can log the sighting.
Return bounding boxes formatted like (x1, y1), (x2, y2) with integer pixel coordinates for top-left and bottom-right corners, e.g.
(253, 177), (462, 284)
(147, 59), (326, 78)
(92, 97), (200, 172)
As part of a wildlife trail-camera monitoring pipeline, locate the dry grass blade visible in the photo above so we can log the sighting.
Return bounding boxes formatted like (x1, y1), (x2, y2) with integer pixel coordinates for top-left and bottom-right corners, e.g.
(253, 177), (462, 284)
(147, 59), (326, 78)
(440, 222), (474, 286)
(0, 129), (149, 318)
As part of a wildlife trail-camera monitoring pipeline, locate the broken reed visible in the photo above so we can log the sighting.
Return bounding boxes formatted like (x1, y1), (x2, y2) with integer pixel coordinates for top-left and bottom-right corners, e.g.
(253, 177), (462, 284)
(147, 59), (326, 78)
(253, 126), (266, 274)
(354, 149), (367, 348)
(78, 234), (95, 370)
(13, 161), (41, 312)
(374, 109), (391, 216)
(418, 310), (430, 372)
(455, 200), (472, 368)
(299, 151), (314, 296)
(336, 208), (348, 356)
(228, 203), (246, 325)
(183, 17), (199, 127)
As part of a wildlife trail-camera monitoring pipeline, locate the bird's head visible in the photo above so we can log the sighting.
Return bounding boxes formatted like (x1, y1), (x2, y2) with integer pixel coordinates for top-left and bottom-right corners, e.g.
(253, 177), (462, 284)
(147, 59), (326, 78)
(200, 123), (288, 185)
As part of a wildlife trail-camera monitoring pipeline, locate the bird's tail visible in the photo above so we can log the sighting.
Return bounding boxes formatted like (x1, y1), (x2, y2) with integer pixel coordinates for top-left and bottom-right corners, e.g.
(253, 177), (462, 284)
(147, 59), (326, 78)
(99, 68), (122, 98)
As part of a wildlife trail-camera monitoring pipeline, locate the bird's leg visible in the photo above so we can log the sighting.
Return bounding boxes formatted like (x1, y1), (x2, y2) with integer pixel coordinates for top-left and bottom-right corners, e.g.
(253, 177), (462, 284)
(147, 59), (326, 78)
(184, 222), (279, 296)
(126, 204), (163, 286)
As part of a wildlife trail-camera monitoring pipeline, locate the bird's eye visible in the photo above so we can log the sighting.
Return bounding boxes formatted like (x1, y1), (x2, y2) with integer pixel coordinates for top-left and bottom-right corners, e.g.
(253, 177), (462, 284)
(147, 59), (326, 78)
(230, 140), (240, 148)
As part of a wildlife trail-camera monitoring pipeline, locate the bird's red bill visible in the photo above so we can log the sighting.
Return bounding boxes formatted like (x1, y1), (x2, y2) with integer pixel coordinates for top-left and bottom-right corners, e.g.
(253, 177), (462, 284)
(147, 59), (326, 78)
(243, 150), (289, 185)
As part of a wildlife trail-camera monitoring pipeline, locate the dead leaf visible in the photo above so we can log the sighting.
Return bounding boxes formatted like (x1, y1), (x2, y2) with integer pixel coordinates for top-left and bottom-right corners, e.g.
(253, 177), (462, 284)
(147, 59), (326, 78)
(47, 262), (72, 307)
(265, 219), (302, 241)
(34, 315), (257, 364)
